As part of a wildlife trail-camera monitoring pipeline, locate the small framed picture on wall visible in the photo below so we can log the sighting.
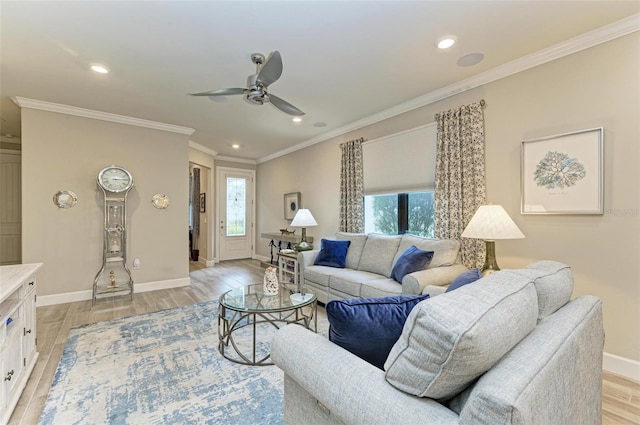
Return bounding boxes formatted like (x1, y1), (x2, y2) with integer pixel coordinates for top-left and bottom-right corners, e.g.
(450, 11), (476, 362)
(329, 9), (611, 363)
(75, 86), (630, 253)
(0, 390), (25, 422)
(284, 192), (300, 220)
(199, 193), (206, 213)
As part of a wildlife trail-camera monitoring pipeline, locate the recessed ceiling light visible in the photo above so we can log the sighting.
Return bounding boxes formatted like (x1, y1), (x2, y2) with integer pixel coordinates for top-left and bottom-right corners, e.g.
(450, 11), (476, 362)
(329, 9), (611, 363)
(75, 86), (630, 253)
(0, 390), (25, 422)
(437, 36), (457, 50)
(457, 53), (485, 67)
(231, 144), (240, 149)
(90, 64), (109, 74)
(292, 117), (302, 123)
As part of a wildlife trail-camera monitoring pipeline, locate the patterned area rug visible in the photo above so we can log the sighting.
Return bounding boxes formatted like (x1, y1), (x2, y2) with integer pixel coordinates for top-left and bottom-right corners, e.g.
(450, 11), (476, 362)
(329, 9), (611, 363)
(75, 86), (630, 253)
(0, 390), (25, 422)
(39, 301), (306, 425)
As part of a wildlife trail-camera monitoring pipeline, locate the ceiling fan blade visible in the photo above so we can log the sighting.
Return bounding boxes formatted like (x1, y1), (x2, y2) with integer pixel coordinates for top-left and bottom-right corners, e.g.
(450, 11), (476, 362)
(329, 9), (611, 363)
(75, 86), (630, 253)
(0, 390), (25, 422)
(268, 94), (305, 116)
(190, 88), (247, 96)
(256, 51), (283, 87)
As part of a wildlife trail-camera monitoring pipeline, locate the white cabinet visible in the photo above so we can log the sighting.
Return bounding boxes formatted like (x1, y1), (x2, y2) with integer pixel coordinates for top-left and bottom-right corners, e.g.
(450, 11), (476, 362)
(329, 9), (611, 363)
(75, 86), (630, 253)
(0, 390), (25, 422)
(0, 263), (41, 425)
(278, 252), (299, 290)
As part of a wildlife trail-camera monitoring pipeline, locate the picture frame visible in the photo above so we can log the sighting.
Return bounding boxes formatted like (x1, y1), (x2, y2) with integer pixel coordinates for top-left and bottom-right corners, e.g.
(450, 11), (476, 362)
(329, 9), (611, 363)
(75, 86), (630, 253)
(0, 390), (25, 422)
(521, 127), (603, 215)
(199, 193), (206, 213)
(284, 192), (301, 220)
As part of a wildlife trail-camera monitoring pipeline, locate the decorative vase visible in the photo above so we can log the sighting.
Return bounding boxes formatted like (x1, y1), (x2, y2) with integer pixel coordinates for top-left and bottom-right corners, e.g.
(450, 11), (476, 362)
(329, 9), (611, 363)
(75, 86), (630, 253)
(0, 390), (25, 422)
(263, 266), (279, 296)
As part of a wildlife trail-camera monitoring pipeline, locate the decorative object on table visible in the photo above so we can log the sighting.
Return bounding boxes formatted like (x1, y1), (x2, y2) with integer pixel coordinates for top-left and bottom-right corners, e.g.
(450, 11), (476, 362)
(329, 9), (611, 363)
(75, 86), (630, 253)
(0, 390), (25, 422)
(279, 228), (295, 235)
(93, 165), (135, 305)
(263, 266), (279, 296)
(290, 208), (317, 251)
(461, 204), (525, 276)
(199, 193), (206, 213)
(151, 194), (170, 209)
(284, 192), (301, 220)
(521, 127), (603, 214)
(52, 190), (78, 209)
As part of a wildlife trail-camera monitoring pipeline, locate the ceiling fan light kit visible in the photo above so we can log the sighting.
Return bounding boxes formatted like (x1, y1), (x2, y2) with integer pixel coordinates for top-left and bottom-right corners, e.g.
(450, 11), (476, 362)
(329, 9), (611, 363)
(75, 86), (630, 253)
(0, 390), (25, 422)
(190, 51), (305, 116)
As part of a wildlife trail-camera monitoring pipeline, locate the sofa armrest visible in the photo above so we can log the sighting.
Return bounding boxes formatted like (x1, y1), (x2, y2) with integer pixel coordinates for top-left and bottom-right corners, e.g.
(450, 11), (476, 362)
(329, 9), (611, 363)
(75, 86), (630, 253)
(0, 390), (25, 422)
(423, 285), (448, 297)
(401, 263), (468, 295)
(272, 325), (459, 425)
(297, 249), (320, 268)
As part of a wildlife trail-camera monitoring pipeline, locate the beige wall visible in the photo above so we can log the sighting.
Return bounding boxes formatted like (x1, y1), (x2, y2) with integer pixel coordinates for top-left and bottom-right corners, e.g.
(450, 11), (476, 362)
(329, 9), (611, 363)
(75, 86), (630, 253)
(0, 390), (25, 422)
(257, 33), (640, 362)
(22, 109), (190, 297)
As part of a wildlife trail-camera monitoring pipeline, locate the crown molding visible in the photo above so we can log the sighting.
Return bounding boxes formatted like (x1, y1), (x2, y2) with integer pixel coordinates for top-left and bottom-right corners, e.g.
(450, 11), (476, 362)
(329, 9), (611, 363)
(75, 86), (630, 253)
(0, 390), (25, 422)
(215, 155), (257, 165)
(189, 140), (218, 157)
(257, 13), (640, 164)
(12, 97), (196, 136)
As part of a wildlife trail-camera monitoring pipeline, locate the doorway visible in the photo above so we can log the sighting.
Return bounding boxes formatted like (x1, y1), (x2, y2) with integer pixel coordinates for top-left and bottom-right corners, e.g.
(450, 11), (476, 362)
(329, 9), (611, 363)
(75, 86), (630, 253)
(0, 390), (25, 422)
(217, 167), (255, 261)
(0, 150), (21, 265)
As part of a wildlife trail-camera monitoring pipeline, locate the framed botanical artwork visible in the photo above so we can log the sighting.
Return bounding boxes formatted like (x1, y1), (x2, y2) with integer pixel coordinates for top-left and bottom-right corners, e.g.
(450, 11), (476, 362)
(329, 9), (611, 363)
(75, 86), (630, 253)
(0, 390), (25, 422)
(284, 192), (301, 220)
(199, 193), (206, 213)
(521, 127), (603, 215)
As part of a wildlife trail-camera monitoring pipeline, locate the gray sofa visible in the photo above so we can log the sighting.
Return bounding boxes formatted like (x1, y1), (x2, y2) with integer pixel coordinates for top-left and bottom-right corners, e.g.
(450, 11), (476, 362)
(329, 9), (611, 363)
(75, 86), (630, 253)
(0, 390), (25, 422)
(272, 261), (604, 425)
(298, 232), (468, 304)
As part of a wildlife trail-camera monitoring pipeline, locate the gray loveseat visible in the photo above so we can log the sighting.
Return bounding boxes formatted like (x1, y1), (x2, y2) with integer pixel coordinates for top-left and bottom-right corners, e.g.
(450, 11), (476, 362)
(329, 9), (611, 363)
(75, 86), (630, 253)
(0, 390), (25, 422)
(272, 261), (604, 425)
(298, 232), (468, 304)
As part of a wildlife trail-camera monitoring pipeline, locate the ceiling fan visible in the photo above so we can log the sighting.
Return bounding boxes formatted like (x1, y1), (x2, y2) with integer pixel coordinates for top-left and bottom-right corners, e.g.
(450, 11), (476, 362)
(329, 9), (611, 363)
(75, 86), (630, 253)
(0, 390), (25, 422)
(190, 51), (305, 116)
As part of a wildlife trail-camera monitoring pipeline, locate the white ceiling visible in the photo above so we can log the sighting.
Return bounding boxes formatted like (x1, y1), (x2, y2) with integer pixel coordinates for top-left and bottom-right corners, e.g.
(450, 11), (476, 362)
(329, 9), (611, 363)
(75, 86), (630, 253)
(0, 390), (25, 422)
(1, 1), (638, 161)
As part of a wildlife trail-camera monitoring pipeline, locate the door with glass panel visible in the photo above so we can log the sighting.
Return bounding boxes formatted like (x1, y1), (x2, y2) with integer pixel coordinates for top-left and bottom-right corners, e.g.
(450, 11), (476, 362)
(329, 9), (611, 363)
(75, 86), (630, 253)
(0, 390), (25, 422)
(218, 168), (254, 261)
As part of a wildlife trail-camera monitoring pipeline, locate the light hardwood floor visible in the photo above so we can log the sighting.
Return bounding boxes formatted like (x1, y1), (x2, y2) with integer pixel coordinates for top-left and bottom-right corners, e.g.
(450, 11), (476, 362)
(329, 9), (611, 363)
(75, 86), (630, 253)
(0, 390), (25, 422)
(8, 259), (640, 424)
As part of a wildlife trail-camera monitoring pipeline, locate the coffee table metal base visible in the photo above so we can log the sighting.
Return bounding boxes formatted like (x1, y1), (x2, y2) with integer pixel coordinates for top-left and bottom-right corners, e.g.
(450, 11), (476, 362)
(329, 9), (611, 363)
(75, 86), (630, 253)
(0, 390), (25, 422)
(218, 300), (317, 366)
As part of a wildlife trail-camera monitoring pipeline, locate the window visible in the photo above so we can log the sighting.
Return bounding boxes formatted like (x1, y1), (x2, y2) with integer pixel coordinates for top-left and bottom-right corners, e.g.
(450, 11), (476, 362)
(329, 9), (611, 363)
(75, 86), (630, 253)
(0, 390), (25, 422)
(226, 177), (246, 236)
(364, 191), (435, 237)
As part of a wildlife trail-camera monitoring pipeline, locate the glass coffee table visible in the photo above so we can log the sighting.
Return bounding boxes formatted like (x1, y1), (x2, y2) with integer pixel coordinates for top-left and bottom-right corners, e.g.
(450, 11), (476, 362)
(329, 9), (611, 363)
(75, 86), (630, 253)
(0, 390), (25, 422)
(218, 283), (317, 366)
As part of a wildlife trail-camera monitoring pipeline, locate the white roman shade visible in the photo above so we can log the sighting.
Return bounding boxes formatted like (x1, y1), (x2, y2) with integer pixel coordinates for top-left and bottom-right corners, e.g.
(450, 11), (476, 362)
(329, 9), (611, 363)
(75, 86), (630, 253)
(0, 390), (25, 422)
(363, 123), (436, 194)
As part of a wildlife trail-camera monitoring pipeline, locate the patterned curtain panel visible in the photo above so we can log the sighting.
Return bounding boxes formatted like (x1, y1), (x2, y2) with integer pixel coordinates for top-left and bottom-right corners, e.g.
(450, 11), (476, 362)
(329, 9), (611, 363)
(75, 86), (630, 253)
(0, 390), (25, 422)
(191, 167), (201, 248)
(434, 101), (486, 268)
(339, 137), (365, 233)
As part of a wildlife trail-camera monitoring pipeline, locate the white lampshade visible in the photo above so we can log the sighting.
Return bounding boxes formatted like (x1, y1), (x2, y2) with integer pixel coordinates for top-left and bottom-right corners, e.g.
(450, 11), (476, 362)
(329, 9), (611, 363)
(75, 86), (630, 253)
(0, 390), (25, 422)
(290, 209), (318, 227)
(461, 205), (525, 240)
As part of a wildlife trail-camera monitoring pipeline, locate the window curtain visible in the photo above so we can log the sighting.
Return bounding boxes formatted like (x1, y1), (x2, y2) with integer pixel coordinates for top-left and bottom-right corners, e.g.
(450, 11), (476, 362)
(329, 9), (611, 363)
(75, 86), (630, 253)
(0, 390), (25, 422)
(339, 137), (365, 233)
(434, 100), (486, 268)
(191, 167), (201, 250)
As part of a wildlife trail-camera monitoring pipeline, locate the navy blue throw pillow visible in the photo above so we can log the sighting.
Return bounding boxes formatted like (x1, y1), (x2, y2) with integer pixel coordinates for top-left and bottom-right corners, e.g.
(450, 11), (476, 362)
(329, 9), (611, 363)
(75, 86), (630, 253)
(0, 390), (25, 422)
(326, 294), (430, 370)
(390, 245), (434, 283)
(314, 239), (351, 268)
(445, 268), (482, 292)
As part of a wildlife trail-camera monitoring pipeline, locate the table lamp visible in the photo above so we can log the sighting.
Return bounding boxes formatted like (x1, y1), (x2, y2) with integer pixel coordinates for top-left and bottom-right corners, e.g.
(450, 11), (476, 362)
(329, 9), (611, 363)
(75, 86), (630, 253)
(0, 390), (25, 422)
(461, 204), (525, 275)
(290, 208), (317, 251)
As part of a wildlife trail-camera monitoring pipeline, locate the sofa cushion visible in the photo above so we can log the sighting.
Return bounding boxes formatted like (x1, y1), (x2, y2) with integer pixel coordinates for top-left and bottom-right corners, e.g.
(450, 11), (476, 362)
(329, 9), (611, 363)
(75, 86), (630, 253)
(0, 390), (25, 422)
(358, 233), (402, 277)
(512, 260), (574, 320)
(335, 232), (368, 270)
(326, 294), (430, 370)
(384, 270), (538, 400)
(314, 239), (351, 268)
(360, 278), (404, 298)
(391, 245), (434, 283)
(303, 265), (343, 288)
(329, 269), (382, 298)
(395, 235), (460, 269)
(445, 268), (482, 292)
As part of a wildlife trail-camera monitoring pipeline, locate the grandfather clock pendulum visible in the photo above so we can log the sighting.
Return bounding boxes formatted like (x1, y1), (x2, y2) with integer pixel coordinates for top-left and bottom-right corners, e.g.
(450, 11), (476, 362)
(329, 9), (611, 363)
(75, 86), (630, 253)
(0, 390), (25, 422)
(93, 165), (135, 305)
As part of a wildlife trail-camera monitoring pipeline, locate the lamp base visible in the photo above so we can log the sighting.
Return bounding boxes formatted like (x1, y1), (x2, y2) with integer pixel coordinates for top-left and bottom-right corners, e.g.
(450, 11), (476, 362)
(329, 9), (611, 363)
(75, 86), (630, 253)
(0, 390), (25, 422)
(481, 240), (500, 276)
(295, 228), (313, 251)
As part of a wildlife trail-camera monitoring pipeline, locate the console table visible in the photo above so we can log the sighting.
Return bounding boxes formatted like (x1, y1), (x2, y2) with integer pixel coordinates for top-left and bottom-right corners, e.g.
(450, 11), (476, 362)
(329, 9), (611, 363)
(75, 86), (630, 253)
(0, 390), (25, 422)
(0, 263), (42, 425)
(260, 233), (314, 265)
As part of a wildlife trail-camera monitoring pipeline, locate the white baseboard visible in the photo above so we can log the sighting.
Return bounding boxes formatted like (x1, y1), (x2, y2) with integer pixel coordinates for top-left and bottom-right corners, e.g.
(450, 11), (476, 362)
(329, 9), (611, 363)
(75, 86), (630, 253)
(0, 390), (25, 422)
(254, 254), (270, 263)
(36, 277), (191, 307)
(603, 352), (640, 381)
